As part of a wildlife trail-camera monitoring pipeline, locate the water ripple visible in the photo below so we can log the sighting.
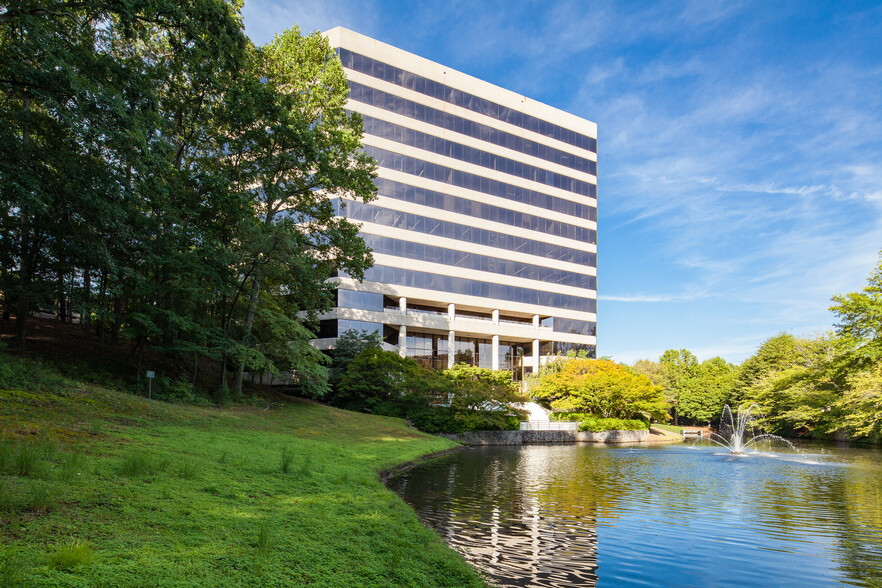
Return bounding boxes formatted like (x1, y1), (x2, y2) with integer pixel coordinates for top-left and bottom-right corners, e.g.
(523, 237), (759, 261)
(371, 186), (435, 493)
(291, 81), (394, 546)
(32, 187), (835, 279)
(386, 443), (882, 587)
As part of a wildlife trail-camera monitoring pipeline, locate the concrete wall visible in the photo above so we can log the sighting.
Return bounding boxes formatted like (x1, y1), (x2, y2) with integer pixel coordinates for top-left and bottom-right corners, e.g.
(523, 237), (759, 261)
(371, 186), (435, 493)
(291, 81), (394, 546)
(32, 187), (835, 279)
(441, 429), (649, 446)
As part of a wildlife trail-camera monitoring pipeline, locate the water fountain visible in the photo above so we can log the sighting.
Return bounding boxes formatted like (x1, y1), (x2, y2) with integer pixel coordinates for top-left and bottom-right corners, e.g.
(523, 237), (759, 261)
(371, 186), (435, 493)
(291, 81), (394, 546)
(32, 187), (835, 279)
(707, 404), (797, 454)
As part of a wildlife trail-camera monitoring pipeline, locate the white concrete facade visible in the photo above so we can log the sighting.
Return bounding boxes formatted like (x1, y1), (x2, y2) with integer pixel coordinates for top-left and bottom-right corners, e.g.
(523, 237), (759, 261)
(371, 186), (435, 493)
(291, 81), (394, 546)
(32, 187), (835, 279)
(318, 27), (597, 378)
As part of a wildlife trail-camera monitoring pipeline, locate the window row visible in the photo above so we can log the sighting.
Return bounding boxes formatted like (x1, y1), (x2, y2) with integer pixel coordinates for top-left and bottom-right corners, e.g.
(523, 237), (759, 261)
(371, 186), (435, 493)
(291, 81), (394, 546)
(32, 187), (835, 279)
(345, 201), (597, 266)
(362, 234), (597, 290)
(318, 318), (382, 338)
(337, 289), (385, 312)
(362, 115), (596, 197)
(360, 265), (597, 313)
(540, 317), (597, 336)
(375, 178), (596, 241)
(364, 146), (596, 220)
(337, 48), (597, 154)
(540, 341), (597, 358)
(350, 82), (596, 176)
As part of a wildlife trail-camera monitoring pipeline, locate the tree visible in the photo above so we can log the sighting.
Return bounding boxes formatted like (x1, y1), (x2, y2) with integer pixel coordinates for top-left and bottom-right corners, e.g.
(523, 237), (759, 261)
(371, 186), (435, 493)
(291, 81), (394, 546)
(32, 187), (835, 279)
(680, 356), (736, 424)
(659, 349), (699, 424)
(442, 364), (525, 416)
(631, 359), (669, 388)
(830, 254), (882, 367)
(531, 358), (668, 421)
(836, 365), (882, 442)
(222, 27), (376, 398)
(732, 334), (800, 407)
(327, 329), (383, 391)
(0, 0), (248, 355)
(336, 348), (420, 410)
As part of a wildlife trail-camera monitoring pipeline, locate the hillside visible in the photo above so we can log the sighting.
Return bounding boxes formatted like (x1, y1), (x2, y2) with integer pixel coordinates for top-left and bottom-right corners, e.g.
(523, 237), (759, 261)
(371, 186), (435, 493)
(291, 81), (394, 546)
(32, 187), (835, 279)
(0, 354), (485, 587)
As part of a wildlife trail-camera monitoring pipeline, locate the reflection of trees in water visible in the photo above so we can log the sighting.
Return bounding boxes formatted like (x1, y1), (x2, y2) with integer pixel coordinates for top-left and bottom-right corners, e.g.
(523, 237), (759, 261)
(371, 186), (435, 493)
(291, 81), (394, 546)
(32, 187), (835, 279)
(822, 457), (882, 585)
(388, 445), (882, 587)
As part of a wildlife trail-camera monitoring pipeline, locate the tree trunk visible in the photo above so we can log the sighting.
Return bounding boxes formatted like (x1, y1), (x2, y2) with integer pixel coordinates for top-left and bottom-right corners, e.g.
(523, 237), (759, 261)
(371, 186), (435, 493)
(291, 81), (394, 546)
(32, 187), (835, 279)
(15, 211), (30, 355)
(232, 270), (262, 398)
(15, 93), (32, 355)
(110, 296), (122, 342)
(82, 268), (91, 334)
(57, 266), (66, 322)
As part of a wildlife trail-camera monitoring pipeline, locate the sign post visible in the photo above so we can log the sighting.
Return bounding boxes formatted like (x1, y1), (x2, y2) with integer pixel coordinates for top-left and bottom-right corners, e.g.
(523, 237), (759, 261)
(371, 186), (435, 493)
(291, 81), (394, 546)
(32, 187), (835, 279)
(146, 370), (155, 400)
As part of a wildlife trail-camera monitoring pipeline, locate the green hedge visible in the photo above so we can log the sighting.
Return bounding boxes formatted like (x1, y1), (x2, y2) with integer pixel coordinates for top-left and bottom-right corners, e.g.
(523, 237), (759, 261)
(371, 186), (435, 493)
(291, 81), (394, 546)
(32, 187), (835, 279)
(550, 412), (649, 431)
(579, 417), (649, 432)
(407, 406), (520, 434)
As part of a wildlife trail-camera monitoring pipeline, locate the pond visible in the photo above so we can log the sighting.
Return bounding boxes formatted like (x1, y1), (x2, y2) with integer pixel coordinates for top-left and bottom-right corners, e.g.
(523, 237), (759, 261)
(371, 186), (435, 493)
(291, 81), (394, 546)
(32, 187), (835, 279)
(386, 442), (882, 587)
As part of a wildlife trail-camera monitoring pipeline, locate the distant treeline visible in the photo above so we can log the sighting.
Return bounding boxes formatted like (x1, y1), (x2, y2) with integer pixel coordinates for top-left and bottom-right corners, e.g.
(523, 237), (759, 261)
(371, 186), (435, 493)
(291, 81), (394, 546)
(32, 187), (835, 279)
(1, 3), (377, 400)
(631, 254), (882, 443)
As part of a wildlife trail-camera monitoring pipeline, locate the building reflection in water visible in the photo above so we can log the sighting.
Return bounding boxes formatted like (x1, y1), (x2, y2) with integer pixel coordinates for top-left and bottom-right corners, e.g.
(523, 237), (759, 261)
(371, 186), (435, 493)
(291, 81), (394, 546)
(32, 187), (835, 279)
(388, 445), (611, 587)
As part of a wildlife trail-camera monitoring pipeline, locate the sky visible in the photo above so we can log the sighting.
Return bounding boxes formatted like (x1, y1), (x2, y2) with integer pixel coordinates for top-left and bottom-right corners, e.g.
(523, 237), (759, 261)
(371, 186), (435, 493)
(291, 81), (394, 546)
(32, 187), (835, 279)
(241, 0), (882, 365)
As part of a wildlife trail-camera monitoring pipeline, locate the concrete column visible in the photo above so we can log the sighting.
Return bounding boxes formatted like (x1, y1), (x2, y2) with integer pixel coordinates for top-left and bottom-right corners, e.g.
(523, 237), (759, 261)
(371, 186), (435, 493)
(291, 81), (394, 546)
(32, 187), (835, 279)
(448, 329), (455, 368)
(533, 314), (540, 328)
(532, 339), (540, 373)
(448, 303), (455, 321)
(399, 297), (407, 314)
(399, 325), (407, 358)
(492, 335), (499, 370)
(492, 309), (499, 325)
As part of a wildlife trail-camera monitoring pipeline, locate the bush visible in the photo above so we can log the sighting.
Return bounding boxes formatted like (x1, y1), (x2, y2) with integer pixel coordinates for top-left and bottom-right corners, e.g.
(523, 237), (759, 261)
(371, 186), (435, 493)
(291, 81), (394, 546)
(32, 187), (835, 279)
(153, 377), (199, 403)
(407, 406), (519, 434)
(578, 417), (649, 432)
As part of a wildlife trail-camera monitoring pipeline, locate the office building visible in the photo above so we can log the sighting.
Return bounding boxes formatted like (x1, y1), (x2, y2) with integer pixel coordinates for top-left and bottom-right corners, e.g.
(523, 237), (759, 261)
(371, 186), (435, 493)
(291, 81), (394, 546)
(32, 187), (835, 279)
(316, 27), (597, 379)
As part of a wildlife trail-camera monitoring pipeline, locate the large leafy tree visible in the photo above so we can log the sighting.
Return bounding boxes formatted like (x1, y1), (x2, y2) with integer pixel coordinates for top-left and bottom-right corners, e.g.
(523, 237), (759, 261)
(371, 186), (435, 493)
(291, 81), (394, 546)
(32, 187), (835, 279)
(221, 27), (376, 398)
(681, 356), (736, 425)
(830, 254), (882, 366)
(0, 0), (248, 356)
(659, 349), (699, 424)
(531, 358), (669, 421)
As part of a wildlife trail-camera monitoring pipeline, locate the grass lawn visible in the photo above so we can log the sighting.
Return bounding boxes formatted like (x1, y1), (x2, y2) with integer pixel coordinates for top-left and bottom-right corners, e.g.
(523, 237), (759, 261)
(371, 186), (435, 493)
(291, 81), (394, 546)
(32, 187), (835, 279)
(0, 355), (486, 587)
(651, 424), (684, 434)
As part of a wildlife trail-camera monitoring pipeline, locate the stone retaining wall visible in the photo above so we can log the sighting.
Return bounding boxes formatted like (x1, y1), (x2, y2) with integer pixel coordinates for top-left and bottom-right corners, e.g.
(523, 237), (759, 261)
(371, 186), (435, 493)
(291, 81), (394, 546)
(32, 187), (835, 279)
(441, 429), (649, 446)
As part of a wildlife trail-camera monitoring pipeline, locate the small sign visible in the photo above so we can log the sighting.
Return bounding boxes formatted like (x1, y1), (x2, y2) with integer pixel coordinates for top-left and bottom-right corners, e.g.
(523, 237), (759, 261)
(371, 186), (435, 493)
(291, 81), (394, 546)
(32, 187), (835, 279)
(146, 370), (155, 379)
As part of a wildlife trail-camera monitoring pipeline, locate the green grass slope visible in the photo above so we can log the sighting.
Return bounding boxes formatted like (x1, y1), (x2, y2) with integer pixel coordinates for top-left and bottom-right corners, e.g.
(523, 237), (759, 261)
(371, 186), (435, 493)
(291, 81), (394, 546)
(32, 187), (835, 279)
(0, 355), (485, 587)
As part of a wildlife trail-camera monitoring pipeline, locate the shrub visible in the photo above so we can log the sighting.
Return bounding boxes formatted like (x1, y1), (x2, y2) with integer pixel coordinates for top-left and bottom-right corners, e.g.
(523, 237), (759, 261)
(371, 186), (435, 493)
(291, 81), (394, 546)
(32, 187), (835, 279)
(407, 406), (520, 434)
(154, 377), (199, 403)
(578, 417), (649, 432)
(336, 349), (419, 409)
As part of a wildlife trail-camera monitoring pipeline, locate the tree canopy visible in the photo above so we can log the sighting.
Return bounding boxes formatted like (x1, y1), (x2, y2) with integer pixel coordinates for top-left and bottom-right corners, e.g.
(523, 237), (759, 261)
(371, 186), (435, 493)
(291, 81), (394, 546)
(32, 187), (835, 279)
(1, 5), (376, 400)
(531, 358), (669, 422)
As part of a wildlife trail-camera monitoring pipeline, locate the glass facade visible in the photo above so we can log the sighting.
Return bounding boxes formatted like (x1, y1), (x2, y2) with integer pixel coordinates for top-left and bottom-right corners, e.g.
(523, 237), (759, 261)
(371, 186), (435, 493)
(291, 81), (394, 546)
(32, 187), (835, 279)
(350, 82), (596, 175)
(362, 234), (596, 290)
(361, 265), (596, 312)
(346, 202), (596, 265)
(337, 48), (597, 153)
(366, 146), (595, 216)
(325, 29), (597, 368)
(376, 177), (596, 231)
(362, 115), (596, 194)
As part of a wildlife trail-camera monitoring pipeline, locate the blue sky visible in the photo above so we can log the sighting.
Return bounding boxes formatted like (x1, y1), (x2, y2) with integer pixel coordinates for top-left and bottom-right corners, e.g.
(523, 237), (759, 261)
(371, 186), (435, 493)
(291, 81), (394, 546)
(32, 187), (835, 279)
(242, 0), (882, 365)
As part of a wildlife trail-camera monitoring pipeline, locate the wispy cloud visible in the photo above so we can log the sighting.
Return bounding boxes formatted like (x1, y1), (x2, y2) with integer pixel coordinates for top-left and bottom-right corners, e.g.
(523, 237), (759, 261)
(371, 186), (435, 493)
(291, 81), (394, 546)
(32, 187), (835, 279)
(241, 0), (882, 364)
